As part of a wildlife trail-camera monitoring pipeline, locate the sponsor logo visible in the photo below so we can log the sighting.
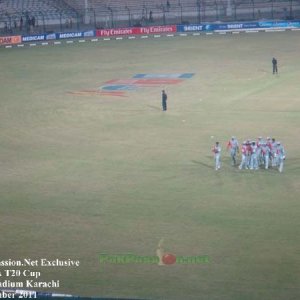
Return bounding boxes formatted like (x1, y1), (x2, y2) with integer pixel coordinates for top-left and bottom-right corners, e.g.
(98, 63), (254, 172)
(69, 73), (194, 98)
(0, 35), (21, 45)
(46, 33), (56, 40)
(97, 25), (176, 37)
(58, 32), (83, 39)
(22, 35), (45, 42)
(100, 73), (194, 95)
(183, 25), (203, 31)
(140, 25), (176, 34)
(134, 73), (194, 79)
(227, 23), (243, 29)
(98, 28), (134, 37)
(83, 30), (94, 37)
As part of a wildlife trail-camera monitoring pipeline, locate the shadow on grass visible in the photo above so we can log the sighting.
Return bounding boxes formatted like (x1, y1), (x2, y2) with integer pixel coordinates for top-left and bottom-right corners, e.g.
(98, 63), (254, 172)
(147, 105), (162, 111)
(191, 160), (214, 169)
(191, 158), (292, 175)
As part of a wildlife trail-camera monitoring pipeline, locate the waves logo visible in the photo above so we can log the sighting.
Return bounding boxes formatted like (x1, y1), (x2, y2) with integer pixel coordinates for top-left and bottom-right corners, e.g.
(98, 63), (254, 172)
(68, 73), (194, 97)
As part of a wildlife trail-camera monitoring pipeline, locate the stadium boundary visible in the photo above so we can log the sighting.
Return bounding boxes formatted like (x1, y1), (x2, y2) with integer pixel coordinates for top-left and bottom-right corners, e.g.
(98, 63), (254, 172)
(3, 28), (300, 49)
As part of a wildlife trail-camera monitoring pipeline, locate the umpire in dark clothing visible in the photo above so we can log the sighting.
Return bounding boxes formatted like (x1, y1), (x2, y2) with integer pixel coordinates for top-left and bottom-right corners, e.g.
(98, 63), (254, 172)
(162, 90), (167, 111)
(272, 57), (278, 74)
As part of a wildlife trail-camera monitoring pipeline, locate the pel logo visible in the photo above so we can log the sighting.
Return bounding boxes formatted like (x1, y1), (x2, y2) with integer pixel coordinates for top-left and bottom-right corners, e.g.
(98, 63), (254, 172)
(156, 238), (177, 265)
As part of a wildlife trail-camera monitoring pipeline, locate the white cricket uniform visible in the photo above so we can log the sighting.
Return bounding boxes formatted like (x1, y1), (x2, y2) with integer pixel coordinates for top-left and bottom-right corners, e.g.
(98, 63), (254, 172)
(262, 144), (270, 169)
(212, 145), (221, 170)
(239, 145), (248, 170)
(257, 139), (265, 166)
(228, 138), (239, 166)
(271, 141), (277, 167)
(250, 144), (259, 170)
(277, 144), (286, 172)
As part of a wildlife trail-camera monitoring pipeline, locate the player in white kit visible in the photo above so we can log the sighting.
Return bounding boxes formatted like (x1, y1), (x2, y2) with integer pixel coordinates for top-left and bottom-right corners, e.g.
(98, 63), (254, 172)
(212, 141), (221, 170)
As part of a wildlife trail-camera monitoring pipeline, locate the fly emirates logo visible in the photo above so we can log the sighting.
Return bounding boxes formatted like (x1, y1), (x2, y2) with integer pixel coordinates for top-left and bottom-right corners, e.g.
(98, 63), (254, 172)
(99, 28), (134, 36)
(98, 26), (176, 37)
(140, 26), (175, 34)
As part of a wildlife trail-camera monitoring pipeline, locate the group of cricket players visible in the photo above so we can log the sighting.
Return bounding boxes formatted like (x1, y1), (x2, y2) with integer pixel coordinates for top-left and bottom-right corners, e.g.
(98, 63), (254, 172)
(212, 136), (286, 172)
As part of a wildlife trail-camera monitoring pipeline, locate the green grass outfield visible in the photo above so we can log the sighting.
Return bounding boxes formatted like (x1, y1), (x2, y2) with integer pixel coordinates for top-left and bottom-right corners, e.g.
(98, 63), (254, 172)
(0, 31), (299, 300)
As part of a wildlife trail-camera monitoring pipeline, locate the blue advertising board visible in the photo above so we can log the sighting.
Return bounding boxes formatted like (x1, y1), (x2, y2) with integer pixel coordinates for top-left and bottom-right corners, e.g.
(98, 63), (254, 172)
(177, 24), (205, 32)
(177, 23), (259, 32)
(56, 31), (95, 39)
(46, 33), (56, 40)
(211, 22), (259, 30)
(57, 32), (84, 39)
(258, 21), (300, 28)
(22, 34), (46, 42)
(177, 20), (300, 32)
(83, 30), (95, 37)
(18, 21), (300, 46)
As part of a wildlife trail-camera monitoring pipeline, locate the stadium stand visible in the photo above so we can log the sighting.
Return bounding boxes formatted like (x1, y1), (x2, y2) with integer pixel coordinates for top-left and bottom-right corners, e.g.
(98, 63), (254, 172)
(61, 0), (300, 27)
(0, 0), (78, 34)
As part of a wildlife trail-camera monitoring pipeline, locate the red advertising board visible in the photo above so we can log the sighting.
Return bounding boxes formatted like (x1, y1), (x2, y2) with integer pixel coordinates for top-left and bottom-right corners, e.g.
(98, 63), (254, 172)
(96, 25), (177, 37)
(0, 35), (21, 45)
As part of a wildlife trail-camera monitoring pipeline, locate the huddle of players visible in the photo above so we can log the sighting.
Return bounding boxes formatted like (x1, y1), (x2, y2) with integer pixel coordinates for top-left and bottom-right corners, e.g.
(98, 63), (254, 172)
(212, 137), (286, 172)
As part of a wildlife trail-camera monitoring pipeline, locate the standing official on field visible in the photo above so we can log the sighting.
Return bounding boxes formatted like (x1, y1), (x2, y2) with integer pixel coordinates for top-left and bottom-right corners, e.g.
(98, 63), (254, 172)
(162, 90), (167, 111)
(272, 57), (278, 74)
